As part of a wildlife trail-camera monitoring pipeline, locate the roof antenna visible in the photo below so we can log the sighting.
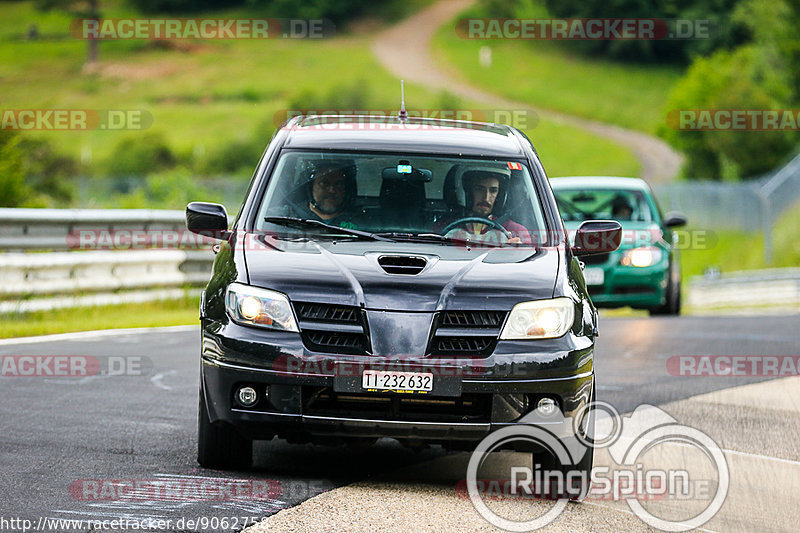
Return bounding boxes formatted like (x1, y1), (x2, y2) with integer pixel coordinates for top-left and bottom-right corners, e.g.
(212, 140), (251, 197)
(398, 80), (407, 121)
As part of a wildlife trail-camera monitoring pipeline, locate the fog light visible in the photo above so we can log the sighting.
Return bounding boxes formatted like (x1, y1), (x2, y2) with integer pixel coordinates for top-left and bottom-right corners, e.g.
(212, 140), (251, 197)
(236, 386), (258, 407)
(536, 397), (558, 417)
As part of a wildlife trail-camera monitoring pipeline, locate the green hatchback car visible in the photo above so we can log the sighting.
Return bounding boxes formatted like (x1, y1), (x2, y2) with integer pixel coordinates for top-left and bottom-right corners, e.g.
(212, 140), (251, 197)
(551, 177), (686, 315)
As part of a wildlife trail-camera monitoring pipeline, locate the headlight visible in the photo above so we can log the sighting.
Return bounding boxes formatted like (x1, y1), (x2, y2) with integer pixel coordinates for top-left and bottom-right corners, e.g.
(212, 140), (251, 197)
(500, 297), (575, 340)
(620, 246), (662, 267)
(225, 283), (298, 332)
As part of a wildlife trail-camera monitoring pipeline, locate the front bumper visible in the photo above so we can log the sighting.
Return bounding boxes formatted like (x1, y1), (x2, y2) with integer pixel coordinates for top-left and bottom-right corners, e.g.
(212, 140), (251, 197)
(200, 320), (594, 444)
(586, 262), (668, 308)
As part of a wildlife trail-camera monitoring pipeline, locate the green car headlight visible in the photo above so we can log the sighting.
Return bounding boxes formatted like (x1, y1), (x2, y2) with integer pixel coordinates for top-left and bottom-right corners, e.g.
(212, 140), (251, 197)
(225, 283), (299, 332)
(620, 246), (663, 267)
(500, 297), (575, 340)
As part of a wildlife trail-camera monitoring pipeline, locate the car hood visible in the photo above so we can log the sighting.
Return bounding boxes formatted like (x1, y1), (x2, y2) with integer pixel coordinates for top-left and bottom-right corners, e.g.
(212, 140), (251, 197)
(242, 234), (559, 311)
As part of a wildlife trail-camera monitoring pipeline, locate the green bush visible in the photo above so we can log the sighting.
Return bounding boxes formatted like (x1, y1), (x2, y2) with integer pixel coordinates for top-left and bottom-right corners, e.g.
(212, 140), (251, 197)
(287, 78), (373, 112)
(197, 139), (263, 175)
(18, 138), (78, 205)
(662, 0), (800, 179)
(143, 166), (215, 209)
(192, 117), (273, 176)
(473, 0), (749, 64)
(129, 0), (374, 23)
(105, 132), (177, 177)
(127, 0), (245, 13)
(0, 131), (30, 207)
(662, 45), (795, 179)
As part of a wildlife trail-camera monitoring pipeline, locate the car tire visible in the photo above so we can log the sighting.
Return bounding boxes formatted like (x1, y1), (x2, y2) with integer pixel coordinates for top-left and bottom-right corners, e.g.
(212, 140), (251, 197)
(536, 441), (593, 502)
(650, 265), (681, 316)
(197, 391), (252, 469)
(535, 390), (595, 502)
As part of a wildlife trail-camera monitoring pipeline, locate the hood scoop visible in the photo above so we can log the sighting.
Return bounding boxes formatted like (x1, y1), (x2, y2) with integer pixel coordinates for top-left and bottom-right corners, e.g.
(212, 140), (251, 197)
(378, 255), (427, 275)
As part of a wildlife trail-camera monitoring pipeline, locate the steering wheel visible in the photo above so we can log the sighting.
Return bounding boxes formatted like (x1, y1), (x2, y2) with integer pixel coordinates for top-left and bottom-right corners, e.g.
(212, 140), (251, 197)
(441, 217), (512, 238)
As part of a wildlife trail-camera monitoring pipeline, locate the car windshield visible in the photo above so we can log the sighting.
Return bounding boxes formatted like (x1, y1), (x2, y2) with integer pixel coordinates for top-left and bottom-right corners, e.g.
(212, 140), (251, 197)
(255, 151), (548, 247)
(553, 188), (654, 223)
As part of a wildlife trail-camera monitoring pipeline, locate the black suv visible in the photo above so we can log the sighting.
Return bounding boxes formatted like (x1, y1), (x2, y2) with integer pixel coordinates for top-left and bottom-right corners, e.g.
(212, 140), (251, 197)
(186, 115), (620, 471)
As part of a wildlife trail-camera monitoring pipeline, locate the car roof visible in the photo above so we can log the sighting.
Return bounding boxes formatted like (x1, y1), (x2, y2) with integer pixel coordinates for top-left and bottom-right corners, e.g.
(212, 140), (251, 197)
(549, 176), (652, 191)
(280, 115), (527, 157)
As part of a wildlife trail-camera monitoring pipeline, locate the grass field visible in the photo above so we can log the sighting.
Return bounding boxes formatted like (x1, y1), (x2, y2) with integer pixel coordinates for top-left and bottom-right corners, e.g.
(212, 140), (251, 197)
(0, 296), (199, 338)
(432, 8), (682, 135)
(1, 0), (639, 203)
(680, 202), (800, 281)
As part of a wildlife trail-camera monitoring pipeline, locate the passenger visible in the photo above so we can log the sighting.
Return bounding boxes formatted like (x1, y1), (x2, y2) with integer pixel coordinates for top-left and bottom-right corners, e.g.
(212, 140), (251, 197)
(286, 160), (362, 228)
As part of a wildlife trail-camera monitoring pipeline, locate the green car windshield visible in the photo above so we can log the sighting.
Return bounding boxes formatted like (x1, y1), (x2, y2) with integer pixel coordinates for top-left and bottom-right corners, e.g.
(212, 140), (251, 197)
(553, 188), (655, 223)
(255, 151), (549, 247)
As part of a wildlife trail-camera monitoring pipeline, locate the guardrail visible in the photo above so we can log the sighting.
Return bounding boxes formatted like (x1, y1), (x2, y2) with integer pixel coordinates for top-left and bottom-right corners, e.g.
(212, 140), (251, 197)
(0, 208), (216, 313)
(0, 207), (187, 250)
(3, 208), (798, 314)
(0, 250), (212, 296)
(687, 268), (800, 309)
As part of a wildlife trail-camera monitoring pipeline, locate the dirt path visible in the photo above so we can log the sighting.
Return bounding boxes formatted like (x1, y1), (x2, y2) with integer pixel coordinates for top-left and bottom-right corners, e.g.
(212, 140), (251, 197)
(371, 0), (684, 184)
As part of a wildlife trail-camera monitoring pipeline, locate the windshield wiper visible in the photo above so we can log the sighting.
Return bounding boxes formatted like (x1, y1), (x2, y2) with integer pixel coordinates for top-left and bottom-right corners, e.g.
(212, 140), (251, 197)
(376, 232), (536, 249)
(374, 232), (457, 244)
(264, 216), (392, 242)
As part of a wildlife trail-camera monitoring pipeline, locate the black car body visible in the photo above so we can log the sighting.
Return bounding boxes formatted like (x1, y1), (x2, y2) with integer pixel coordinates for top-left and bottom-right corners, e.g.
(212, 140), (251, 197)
(187, 116), (620, 470)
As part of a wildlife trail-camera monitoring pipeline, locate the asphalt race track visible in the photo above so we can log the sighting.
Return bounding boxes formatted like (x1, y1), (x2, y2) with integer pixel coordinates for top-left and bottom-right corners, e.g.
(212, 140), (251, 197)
(1, 314), (797, 532)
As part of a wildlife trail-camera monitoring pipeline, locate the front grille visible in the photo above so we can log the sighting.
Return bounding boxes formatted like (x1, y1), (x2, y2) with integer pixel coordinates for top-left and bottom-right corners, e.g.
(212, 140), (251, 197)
(296, 302), (359, 323)
(378, 255), (427, 275)
(293, 301), (369, 355)
(429, 310), (506, 356)
(305, 331), (364, 349)
(435, 337), (493, 353)
(581, 253), (610, 265)
(613, 285), (656, 295)
(441, 310), (505, 328)
(304, 387), (492, 423)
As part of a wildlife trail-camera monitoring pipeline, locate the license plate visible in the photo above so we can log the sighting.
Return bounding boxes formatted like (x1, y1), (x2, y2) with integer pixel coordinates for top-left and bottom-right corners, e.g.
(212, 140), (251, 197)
(584, 267), (605, 286)
(362, 370), (433, 393)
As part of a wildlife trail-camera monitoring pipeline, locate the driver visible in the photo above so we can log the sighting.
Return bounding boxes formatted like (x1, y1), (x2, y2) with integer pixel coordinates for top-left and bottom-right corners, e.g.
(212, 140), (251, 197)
(611, 195), (633, 221)
(285, 160), (363, 228)
(437, 167), (532, 245)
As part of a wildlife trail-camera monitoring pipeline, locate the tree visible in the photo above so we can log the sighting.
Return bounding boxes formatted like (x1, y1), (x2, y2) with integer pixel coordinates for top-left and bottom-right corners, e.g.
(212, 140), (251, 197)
(662, 0), (799, 179)
(36, 0), (101, 64)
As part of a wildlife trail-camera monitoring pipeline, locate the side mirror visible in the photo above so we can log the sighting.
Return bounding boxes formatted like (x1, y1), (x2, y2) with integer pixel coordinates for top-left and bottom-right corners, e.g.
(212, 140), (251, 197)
(186, 202), (229, 239)
(663, 211), (687, 228)
(573, 220), (622, 256)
